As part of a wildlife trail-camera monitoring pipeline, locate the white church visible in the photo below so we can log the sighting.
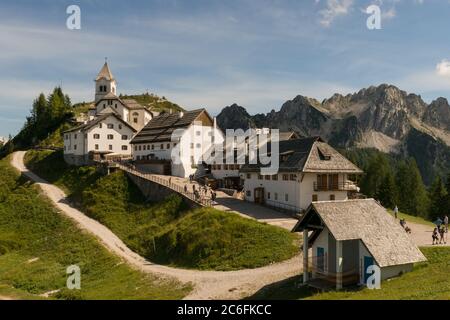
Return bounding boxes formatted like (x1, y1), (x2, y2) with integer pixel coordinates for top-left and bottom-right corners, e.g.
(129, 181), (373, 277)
(63, 62), (157, 165)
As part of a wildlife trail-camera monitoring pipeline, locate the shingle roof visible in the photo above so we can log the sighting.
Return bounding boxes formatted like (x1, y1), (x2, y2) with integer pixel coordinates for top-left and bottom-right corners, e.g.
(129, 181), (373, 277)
(122, 99), (147, 110)
(95, 62), (114, 81)
(131, 109), (208, 144)
(279, 131), (299, 141)
(240, 137), (363, 173)
(293, 199), (427, 268)
(63, 112), (136, 133)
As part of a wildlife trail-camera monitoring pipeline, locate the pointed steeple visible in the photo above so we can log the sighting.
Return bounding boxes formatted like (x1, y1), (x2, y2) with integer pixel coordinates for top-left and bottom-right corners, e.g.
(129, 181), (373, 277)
(96, 61), (114, 81)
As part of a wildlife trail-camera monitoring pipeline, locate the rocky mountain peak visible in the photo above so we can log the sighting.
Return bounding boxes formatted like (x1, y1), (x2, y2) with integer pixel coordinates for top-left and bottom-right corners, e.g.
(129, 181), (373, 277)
(423, 97), (450, 130)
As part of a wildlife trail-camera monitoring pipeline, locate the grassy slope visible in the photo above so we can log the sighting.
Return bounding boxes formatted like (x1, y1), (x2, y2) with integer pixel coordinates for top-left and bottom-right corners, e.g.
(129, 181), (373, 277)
(388, 210), (435, 227)
(0, 156), (190, 300)
(25, 150), (299, 271)
(249, 247), (450, 300)
(120, 93), (184, 112)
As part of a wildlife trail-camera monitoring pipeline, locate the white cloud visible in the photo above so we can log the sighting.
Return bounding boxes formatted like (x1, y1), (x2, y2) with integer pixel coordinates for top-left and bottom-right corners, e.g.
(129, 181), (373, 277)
(436, 59), (450, 76)
(319, 0), (354, 27)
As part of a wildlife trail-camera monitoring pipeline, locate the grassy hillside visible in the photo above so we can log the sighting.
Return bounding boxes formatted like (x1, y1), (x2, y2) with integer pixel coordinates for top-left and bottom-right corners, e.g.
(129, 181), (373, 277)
(25, 150), (299, 271)
(0, 156), (190, 300)
(120, 93), (184, 113)
(248, 247), (450, 300)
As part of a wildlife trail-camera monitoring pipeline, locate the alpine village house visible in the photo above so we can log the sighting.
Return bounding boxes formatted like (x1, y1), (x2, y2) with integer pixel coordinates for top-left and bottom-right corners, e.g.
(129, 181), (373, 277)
(63, 63), (426, 290)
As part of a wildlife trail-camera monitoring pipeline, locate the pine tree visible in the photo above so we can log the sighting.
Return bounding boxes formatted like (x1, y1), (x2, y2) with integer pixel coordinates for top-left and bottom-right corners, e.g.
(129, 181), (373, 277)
(376, 169), (398, 209)
(429, 176), (447, 220)
(360, 154), (390, 198)
(395, 159), (429, 217)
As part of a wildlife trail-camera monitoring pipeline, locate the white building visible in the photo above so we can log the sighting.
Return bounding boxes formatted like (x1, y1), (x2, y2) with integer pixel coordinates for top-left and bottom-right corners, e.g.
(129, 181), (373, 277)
(64, 62), (156, 165)
(130, 109), (224, 178)
(63, 113), (136, 166)
(239, 137), (363, 213)
(210, 129), (299, 189)
(293, 199), (427, 290)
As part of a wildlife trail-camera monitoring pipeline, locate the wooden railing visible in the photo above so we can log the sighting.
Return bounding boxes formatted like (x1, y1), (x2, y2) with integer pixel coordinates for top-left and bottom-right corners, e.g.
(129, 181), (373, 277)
(313, 181), (358, 192)
(111, 161), (212, 208)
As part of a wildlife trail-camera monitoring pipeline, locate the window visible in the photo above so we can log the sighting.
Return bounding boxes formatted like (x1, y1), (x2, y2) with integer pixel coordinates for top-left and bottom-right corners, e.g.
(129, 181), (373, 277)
(93, 134), (100, 139)
(267, 192), (271, 200)
(109, 145), (113, 151)
(95, 144), (99, 150)
(167, 143), (170, 149)
(134, 118), (138, 123)
(107, 124), (114, 129)
(74, 144), (77, 150)
(160, 144), (164, 149)
(121, 135), (128, 140)
(330, 195), (335, 201)
(274, 193), (278, 201)
(265, 175), (270, 180)
(118, 124), (122, 129)
(115, 104), (118, 109)
(246, 190), (251, 197)
(107, 134), (114, 140)
(285, 194), (289, 202)
(190, 143), (194, 149)
(196, 143), (201, 148)
(224, 164), (229, 170)
(99, 123), (102, 129)
(217, 165), (222, 170)
(312, 194), (318, 202)
(74, 134), (77, 139)
(246, 173), (251, 179)
(122, 146), (128, 151)
(196, 131), (201, 136)
(290, 174), (296, 181)
(151, 145), (155, 150)
(138, 146), (142, 151)
(282, 174), (289, 181)
(272, 174), (278, 181)
(143, 145), (146, 151)
(134, 146), (138, 151)
(65, 135), (68, 140)
(258, 174), (263, 180)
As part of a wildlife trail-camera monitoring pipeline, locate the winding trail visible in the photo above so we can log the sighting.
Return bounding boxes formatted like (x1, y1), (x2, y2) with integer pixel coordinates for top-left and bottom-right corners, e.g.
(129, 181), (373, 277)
(10, 151), (301, 300)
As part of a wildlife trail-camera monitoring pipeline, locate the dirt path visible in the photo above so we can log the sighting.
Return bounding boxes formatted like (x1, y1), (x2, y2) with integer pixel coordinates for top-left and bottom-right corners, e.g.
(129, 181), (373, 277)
(407, 221), (449, 247)
(10, 151), (301, 300)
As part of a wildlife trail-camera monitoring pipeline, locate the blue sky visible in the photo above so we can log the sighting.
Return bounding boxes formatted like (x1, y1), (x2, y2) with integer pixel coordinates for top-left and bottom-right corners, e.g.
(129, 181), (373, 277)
(1, 0), (450, 137)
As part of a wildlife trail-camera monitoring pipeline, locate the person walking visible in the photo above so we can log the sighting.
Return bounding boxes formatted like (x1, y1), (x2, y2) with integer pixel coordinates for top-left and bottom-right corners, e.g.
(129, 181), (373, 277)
(439, 225), (446, 244)
(432, 227), (439, 245)
(394, 205), (399, 220)
(444, 214), (449, 233)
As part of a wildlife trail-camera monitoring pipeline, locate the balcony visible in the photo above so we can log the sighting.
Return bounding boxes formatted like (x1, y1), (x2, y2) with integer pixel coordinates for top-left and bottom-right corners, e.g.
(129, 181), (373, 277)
(313, 181), (358, 192)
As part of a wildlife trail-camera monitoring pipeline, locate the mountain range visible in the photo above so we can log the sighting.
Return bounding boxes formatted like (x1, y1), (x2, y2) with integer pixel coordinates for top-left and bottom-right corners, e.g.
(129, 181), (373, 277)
(216, 84), (450, 184)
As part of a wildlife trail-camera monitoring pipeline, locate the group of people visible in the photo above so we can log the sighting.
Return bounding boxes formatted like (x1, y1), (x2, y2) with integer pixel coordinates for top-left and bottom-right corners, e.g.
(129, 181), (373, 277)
(432, 215), (448, 245)
(184, 181), (217, 204)
(394, 206), (449, 245)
